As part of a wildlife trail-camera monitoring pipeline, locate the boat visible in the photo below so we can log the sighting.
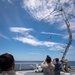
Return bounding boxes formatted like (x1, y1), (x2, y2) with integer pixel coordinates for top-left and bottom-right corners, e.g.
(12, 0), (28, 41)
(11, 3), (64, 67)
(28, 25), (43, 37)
(16, 69), (75, 75)
(15, 8), (74, 74)
(15, 62), (75, 75)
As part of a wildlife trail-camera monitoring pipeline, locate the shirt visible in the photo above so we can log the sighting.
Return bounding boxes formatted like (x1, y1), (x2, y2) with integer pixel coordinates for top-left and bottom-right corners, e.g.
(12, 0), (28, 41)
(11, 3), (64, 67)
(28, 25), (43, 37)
(0, 71), (23, 75)
(54, 63), (61, 75)
(41, 63), (55, 75)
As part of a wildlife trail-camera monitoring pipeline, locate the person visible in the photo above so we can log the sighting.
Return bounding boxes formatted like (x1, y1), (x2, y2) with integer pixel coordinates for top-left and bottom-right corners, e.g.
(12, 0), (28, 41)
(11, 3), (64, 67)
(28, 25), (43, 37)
(53, 58), (61, 75)
(0, 52), (22, 75)
(41, 55), (55, 75)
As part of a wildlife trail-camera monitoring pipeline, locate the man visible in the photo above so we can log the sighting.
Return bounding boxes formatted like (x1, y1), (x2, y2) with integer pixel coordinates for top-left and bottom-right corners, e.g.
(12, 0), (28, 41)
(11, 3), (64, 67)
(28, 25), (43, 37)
(53, 58), (61, 75)
(41, 55), (55, 75)
(0, 52), (22, 75)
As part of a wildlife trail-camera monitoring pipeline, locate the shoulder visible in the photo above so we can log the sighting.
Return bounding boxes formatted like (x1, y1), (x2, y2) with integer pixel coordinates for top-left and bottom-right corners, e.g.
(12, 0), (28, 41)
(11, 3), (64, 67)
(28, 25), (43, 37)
(51, 63), (55, 67)
(55, 63), (61, 66)
(16, 72), (23, 75)
(45, 64), (55, 70)
(41, 63), (48, 68)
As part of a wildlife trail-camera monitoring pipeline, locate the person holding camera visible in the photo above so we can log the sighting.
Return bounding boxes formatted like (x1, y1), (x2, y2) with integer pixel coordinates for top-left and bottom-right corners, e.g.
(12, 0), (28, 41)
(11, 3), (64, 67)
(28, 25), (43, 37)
(41, 55), (55, 75)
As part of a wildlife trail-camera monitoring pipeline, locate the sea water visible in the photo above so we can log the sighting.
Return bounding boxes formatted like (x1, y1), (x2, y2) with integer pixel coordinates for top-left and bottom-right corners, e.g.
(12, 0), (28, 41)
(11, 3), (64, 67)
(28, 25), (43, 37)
(15, 61), (75, 71)
(68, 61), (75, 66)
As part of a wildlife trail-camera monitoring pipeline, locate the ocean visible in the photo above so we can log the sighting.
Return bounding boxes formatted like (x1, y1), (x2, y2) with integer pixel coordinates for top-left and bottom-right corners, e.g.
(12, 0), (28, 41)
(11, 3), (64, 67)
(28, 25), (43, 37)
(15, 61), (75, 71)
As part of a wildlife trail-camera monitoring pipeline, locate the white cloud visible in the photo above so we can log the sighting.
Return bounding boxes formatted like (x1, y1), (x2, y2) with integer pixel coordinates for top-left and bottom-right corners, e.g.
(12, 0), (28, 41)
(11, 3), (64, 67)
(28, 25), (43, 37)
(60, 0), (75, 15)
(59, 16), (75, 30)
(22, 0), (60, 22)
(72, 33), (75, 40)
(10, 27), (33, 33)
(10, 27), (74, 51)
(58, 17), (75, 40)
(70, 19), (75, 31)
(68, 51), (75, 54)
(22, 0), (75, 40)
(22, 0), (75, 23)
(14, 37), (43, 46)
(41, 32), (63, 36)
(10, 27), (42, 46)
(10, 27), (33, 37)
(14, 36), (66, 51)
(0, 33), (9, 40)
(49, 45), (64, 51)
(10, 27), (68, 51)
(60, 0), (70, 3)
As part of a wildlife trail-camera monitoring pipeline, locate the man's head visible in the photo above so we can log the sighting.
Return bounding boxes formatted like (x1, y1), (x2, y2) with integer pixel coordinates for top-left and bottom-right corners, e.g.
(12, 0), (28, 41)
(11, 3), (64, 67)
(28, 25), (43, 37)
(55, 58), (59, 62)
(0, 53), (15, 71)
(46, 55), (51, 63)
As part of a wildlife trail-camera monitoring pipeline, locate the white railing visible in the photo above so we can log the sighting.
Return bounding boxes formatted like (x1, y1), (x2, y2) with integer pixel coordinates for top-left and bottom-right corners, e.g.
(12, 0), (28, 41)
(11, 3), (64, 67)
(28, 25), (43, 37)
(15, 63), (40, 71)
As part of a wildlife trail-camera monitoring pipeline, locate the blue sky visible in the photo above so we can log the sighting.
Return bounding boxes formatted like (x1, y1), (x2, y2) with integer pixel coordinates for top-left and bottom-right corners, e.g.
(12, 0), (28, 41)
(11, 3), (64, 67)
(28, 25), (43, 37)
(0, 0), (75, 61)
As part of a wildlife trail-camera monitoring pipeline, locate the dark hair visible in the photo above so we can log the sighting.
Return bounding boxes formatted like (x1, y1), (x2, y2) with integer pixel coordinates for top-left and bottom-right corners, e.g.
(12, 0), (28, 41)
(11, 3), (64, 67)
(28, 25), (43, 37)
(46, 55), (51, 63)
(55, 58), (59, 62)
(0, 53), (15, 71)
